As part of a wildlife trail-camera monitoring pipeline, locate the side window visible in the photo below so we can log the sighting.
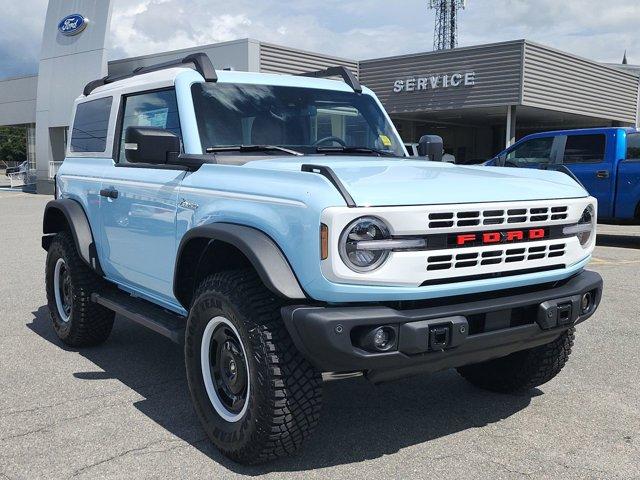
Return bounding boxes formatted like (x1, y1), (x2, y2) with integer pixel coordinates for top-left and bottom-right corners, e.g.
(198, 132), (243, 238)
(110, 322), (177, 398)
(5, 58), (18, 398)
(506, 137), (554, 166)
(563, 134), (605, 164)
(70, 97), (112, 153)
(626, 133), (640, 161)
(118, 89), (182, 163)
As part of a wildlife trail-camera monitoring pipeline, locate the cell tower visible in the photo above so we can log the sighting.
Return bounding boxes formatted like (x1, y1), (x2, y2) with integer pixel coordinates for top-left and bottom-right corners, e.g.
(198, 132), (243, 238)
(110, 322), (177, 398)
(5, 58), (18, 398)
(428, 0), (467, 51)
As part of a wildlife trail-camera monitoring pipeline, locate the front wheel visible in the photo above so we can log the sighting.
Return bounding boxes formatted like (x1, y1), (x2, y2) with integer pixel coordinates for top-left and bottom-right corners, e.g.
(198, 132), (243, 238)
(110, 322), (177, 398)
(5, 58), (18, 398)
(185, 270), (323, 464)
(457, 329), (575, 393)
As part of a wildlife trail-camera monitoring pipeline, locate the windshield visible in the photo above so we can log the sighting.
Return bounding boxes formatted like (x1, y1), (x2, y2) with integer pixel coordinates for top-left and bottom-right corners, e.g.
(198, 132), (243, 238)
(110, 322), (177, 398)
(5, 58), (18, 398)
(191, 83), (405, 156)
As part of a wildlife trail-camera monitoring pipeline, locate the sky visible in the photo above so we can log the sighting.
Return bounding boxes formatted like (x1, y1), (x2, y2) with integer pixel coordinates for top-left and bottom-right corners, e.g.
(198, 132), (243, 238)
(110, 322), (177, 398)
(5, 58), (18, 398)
(1, 0), (638, 79)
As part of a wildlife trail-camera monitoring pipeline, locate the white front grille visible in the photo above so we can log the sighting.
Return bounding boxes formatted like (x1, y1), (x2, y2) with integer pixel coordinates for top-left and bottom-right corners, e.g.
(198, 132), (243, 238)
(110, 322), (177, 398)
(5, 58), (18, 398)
(321, 197), (595, 288)
(426, 242), (567, 271)
(427, 206), (569, 229)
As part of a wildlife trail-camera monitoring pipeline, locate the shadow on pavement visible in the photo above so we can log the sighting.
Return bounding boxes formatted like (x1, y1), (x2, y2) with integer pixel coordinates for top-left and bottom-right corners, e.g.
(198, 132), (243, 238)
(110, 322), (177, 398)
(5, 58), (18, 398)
(596, 233), (640, 250)
(28, 305), (537, 474)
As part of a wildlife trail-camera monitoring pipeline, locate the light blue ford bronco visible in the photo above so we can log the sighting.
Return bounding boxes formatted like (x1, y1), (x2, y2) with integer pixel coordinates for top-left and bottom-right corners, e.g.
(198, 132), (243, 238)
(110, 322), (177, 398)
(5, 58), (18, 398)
(42, 53), (603, 464)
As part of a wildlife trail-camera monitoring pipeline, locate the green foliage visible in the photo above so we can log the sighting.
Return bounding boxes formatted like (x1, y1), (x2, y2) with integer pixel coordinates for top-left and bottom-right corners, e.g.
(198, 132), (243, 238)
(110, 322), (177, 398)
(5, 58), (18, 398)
(0, 126), (27, 165)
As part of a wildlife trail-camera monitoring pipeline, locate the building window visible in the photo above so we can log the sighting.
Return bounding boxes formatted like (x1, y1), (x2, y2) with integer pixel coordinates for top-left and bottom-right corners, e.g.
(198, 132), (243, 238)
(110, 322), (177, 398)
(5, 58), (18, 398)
(563, 134), (605, 164)
(118, 89), (182, 163)
(70, 97), (113, 153)
(626, 133), (640, 161)
(506, 137), (554, 166)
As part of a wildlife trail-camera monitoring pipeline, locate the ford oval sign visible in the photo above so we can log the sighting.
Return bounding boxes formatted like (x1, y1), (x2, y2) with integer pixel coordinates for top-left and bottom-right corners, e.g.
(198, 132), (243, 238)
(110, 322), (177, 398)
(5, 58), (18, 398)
(58, 14), (88, 36)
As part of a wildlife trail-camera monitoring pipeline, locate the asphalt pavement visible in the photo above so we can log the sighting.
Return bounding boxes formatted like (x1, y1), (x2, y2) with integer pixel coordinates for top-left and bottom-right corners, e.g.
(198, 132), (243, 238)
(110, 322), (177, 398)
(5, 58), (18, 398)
(0, 190), (638, 479)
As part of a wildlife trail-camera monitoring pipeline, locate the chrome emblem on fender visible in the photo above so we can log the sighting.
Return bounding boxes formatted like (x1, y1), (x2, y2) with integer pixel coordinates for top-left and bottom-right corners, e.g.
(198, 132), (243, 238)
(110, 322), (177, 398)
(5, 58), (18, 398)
(179, 199), (199, 210)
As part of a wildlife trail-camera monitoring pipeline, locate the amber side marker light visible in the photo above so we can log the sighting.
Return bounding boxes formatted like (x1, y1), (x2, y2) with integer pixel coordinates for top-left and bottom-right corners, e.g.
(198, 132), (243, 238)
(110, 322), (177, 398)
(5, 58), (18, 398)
(320, 224), (329, 260)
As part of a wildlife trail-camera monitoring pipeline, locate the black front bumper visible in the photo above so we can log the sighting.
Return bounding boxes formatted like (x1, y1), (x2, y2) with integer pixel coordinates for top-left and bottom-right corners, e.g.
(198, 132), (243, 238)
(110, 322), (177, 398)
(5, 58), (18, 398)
(282, 270), (602, 383)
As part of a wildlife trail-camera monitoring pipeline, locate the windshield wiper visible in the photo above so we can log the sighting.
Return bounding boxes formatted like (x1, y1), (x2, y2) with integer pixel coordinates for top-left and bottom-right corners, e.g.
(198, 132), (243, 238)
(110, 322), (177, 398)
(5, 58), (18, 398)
(316, 146), (397, 157)
(206, 145), (303, 156)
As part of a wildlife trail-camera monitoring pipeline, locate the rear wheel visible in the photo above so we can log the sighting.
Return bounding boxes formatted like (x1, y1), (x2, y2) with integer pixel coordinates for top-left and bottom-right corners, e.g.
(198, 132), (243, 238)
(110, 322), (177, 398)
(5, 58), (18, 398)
(185, 270), (323, 464)
(45, 232), (114, 346)
(457, 329), (575, 393)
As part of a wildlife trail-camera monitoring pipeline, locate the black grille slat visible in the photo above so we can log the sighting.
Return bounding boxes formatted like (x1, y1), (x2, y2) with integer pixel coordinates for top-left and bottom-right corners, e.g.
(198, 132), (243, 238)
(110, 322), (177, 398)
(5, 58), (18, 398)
(429, 212), (454, 220)
(429, 221), (454, 228)
(457, 219), (481, 227)
(455, 260), (477, 268)
(428, 255), (452, 262)
(427, 263), (452, 270)
(480, 258), (501, 265)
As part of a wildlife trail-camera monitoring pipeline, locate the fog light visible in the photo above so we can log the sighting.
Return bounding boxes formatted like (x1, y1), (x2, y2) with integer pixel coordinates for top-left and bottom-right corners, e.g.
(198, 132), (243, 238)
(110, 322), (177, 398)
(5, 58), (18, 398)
(353, 325), (397, 352)
(580, 292), (593, 314)
(374, 328), (392, 350)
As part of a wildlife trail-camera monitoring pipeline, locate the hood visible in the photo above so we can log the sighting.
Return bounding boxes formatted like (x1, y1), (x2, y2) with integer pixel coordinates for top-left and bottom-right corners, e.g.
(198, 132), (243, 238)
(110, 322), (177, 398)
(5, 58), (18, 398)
(244, 157), (588, 207)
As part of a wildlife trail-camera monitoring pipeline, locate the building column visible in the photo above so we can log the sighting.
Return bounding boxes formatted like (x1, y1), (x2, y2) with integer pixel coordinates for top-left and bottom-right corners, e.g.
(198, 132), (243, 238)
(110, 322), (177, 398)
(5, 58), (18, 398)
(505, 105), (517, 148)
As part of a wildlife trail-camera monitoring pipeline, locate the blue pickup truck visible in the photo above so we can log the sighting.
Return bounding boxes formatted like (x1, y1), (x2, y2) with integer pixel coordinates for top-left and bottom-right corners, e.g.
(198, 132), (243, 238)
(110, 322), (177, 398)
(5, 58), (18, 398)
(490, 127), (640, 222)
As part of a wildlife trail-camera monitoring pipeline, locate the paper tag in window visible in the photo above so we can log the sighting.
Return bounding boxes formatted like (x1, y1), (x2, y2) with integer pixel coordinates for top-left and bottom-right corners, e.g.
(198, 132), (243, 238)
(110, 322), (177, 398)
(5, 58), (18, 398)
(379, 135), (392, 147)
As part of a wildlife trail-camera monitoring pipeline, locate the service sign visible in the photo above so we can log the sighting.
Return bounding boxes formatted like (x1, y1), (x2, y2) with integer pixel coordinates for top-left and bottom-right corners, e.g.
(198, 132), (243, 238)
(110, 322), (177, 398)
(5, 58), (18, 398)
(58, 14), (89, 36)
(392, 72), (475, 93)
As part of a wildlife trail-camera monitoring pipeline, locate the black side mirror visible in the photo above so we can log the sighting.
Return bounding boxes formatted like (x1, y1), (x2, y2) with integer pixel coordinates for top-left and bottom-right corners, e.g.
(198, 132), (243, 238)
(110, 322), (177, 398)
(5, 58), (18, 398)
(496, 153), (507, 166)
(124, 126), (180, 164)
(417, 135), (444, 162)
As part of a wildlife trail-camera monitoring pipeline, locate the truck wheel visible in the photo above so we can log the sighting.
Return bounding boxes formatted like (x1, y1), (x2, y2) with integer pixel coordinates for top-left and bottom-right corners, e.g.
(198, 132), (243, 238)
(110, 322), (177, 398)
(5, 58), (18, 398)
(185, 270), (322, 464)
(45, 231), (114, 347)
(456, 329), (575, 393)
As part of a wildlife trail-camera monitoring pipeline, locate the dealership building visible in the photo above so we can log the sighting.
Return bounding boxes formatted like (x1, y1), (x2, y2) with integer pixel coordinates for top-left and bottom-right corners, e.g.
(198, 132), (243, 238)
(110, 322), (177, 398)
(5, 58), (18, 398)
(1, 0), (639, 193)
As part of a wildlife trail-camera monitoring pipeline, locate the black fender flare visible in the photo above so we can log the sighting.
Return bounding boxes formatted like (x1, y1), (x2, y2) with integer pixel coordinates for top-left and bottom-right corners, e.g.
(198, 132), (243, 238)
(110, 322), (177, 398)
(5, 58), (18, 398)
(174, 223), (307, 305)
(42, 198), (102, 274)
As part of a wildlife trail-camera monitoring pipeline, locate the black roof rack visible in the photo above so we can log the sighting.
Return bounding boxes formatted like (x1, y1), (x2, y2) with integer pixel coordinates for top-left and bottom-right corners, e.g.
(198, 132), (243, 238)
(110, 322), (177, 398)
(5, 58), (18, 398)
(298, 66), (362, 93)
(83, 52), (217, 96)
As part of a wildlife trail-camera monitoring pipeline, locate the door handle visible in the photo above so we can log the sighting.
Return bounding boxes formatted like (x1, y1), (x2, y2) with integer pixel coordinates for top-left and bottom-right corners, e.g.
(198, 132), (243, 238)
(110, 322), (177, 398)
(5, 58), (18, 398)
(99, 188), (119, 199)
(595, 170), (610, 179)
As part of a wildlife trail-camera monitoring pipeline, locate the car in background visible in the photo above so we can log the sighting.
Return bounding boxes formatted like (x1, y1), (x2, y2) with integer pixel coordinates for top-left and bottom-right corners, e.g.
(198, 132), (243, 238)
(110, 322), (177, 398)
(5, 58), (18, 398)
(4, 160), (28, 176)
(488, 127), (640, 223)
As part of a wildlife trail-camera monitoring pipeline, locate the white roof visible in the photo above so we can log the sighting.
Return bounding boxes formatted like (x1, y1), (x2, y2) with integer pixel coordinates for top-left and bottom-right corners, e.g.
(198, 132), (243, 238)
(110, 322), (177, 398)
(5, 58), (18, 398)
(86, 66), (367, 99)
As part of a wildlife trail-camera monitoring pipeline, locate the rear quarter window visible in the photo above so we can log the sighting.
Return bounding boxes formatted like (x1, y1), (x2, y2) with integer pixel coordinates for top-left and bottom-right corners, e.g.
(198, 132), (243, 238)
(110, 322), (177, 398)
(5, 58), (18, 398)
(563, 134), (605, 164)
(626, 133), (640, 161)
(70, 97), (113, 153)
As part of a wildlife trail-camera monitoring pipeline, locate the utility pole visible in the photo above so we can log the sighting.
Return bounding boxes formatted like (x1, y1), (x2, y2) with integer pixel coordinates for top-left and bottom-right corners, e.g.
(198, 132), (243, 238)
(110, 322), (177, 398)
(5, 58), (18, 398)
(428, 0), (467, 51)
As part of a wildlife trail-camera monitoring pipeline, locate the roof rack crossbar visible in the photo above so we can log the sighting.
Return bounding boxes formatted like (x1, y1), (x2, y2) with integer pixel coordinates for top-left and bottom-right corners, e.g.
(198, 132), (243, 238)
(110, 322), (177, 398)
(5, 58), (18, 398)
(298, 66), (362, 93)
(83, 52), (217, 96)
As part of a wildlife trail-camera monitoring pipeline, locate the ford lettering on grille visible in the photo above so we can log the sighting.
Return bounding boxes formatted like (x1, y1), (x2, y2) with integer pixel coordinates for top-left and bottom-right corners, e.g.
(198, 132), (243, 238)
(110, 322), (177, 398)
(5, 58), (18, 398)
(454, 228), (547, 247)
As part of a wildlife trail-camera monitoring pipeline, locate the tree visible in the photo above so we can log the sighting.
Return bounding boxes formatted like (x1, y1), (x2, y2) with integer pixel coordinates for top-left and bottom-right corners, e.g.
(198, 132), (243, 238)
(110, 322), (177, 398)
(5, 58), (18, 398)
(0, 126), (27, 166)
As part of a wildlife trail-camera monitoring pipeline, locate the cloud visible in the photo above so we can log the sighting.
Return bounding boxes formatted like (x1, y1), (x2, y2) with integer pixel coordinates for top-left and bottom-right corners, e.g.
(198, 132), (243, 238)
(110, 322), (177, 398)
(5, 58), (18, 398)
(0, 0), (639, 79)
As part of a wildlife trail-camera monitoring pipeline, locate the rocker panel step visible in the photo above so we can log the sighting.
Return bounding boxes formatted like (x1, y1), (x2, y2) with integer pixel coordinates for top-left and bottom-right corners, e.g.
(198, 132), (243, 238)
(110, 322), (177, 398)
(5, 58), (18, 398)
(91, 290), (185, 344)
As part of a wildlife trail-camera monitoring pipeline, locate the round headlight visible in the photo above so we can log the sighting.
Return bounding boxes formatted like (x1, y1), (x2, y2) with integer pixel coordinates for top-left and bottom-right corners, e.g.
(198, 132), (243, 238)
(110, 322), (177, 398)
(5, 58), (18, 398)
(339, 217), (391, 272)
(563, 205), (596, 247)
(576, 205), (595, 247)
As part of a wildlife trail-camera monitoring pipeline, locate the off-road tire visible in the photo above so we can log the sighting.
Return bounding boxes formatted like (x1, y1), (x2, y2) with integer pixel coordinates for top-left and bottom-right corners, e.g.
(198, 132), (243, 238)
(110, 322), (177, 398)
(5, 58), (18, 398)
(185, 270), (323, 465)
(45, 231), (114, 346)
(457, 329), (575, 393)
